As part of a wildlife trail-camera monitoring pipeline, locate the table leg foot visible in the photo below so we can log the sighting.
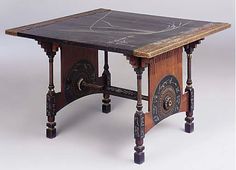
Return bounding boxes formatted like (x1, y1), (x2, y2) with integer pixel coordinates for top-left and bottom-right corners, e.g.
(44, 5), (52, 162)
(185, 122), (194, 133)
(46, 116), (56, 138)
(134, 150), (145, 164)
(102, 103), (111, 113)
(185, 112), (194, 133)
(102, 94), (111, 113)
(46, 127), (56, 138)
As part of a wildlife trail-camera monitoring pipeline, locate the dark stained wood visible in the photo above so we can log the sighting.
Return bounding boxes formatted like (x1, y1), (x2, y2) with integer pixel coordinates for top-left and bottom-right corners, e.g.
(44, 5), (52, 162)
(5, 8), (109, 36)
(104, 86), (148, 101)
(5, 9), (230, 58)
(4, 8), (231, 164)
(102, 51), (111, 113)
(39, 41), (59, 139)
(183, 41), (200, 133)
(55, 44), (99, 112)
(133, 59), (145, 164)
(60, 44), (98, 93)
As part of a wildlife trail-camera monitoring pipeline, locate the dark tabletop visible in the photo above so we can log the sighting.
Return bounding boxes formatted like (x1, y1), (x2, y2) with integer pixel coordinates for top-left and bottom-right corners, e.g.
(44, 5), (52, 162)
(6, 8), (230, 58)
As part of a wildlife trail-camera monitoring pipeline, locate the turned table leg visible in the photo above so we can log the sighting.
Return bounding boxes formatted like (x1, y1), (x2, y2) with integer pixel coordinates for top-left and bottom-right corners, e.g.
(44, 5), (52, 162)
(46, 49), (57, 138)
(39, 41), (59, 138)
(184, 52), (194, 133)
(184, 41), (200, 133)
(134, 61), (145, 164)
(102, 51), (111, 113)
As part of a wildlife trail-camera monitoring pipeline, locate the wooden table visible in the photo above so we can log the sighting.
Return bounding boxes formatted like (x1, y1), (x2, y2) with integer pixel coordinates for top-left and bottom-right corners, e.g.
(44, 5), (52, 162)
(6, 8), (230, 164)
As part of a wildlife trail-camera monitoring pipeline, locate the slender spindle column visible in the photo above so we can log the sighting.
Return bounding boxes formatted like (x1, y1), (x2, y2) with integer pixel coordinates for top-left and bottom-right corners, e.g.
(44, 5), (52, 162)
(184, 41), (199, 133)
(39, 42), (58, 139)
(102, 51), (111, 113)
(46, 53), (57, 138)
(134, 59), (145, 164)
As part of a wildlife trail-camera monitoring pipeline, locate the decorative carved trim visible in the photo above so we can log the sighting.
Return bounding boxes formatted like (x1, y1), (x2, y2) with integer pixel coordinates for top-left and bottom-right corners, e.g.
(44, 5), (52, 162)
(105, 86), (148, 101)
(38, 41), (59, 57)
(152, 75), (181, 124)
(126, 55), (148, 68)
(64, 60), (97, 103)
(185, 86), (194, 112)
(38, 41), (59, 138)
(46, 91), (56, 116)
(102, 51), (111, 86)
(184, 41), (200, 133)
(184, 39), (202, 54)
(134, 111), (145, 139)
(133, 60), (145, 164)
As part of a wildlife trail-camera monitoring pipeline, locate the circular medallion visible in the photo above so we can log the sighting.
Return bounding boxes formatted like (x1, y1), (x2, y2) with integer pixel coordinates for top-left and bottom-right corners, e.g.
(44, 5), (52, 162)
(152, 75), (181, 124)
(65, 60), (96, 103)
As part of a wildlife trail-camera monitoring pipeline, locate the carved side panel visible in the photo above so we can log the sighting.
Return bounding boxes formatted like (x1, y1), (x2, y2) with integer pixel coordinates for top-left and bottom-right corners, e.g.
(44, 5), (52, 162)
(60, 44), (98, 91)
(55, 44), (99, 111)
(152, 75), (181, 124)
(146, 47), (183, 131)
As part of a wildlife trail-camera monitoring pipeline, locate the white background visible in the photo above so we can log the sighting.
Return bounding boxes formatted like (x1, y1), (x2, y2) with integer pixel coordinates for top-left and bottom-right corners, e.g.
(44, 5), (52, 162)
(0, 1), (235, 170)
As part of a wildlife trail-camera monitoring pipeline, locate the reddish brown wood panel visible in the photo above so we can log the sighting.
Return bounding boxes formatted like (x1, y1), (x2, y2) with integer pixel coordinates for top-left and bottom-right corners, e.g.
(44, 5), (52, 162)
(145, 93), (189, 133)
(55, 44), (98, 111)
(60, 44), (98, 92)
(148, 47), (183, 110)
(145, 47), (185, 133)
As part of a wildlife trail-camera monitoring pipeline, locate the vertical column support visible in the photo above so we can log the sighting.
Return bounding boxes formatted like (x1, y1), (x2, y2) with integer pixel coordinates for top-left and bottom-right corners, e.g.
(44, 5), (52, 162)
(39, 41), (58, 138)
(102, 50), (111, 113)
(133, 57), (145, 164)
(184, 40), (201, 133)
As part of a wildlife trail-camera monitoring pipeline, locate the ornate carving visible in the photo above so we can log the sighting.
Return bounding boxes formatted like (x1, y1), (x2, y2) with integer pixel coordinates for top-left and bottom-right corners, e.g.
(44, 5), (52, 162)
(46, 91), (56, 116)
(185, 86), (194, 112)
(152, 75), (181, 124)
(46, 88), (57, 138)
(133, 63), (145, 164)
(134, 67), (145, 79)
(134, 111), (145, 139)
(184, 39), (202, 54)
(38, 41), (59, 139)
(65, 60), (96, 103)
(102, 51), (111, 86)
(102, 51), (111, 113)
(38, 41), (59, 57)
(126, 55), (148, 68)
(184, 40), (202, 133)
(106, 86), (137, 97)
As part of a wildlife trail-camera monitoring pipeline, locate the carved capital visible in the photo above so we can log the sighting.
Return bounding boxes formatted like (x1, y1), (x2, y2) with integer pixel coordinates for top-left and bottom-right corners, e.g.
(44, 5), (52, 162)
(38, 41), (59, 57)
(184, 39), (203, 54)
(134, 67), (145, 76)
(126, 55), (148, 68)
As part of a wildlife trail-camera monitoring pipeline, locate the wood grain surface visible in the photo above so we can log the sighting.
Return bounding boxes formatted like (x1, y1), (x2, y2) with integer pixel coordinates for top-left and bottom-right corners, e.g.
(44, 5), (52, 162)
(6, 9), (230, 58)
